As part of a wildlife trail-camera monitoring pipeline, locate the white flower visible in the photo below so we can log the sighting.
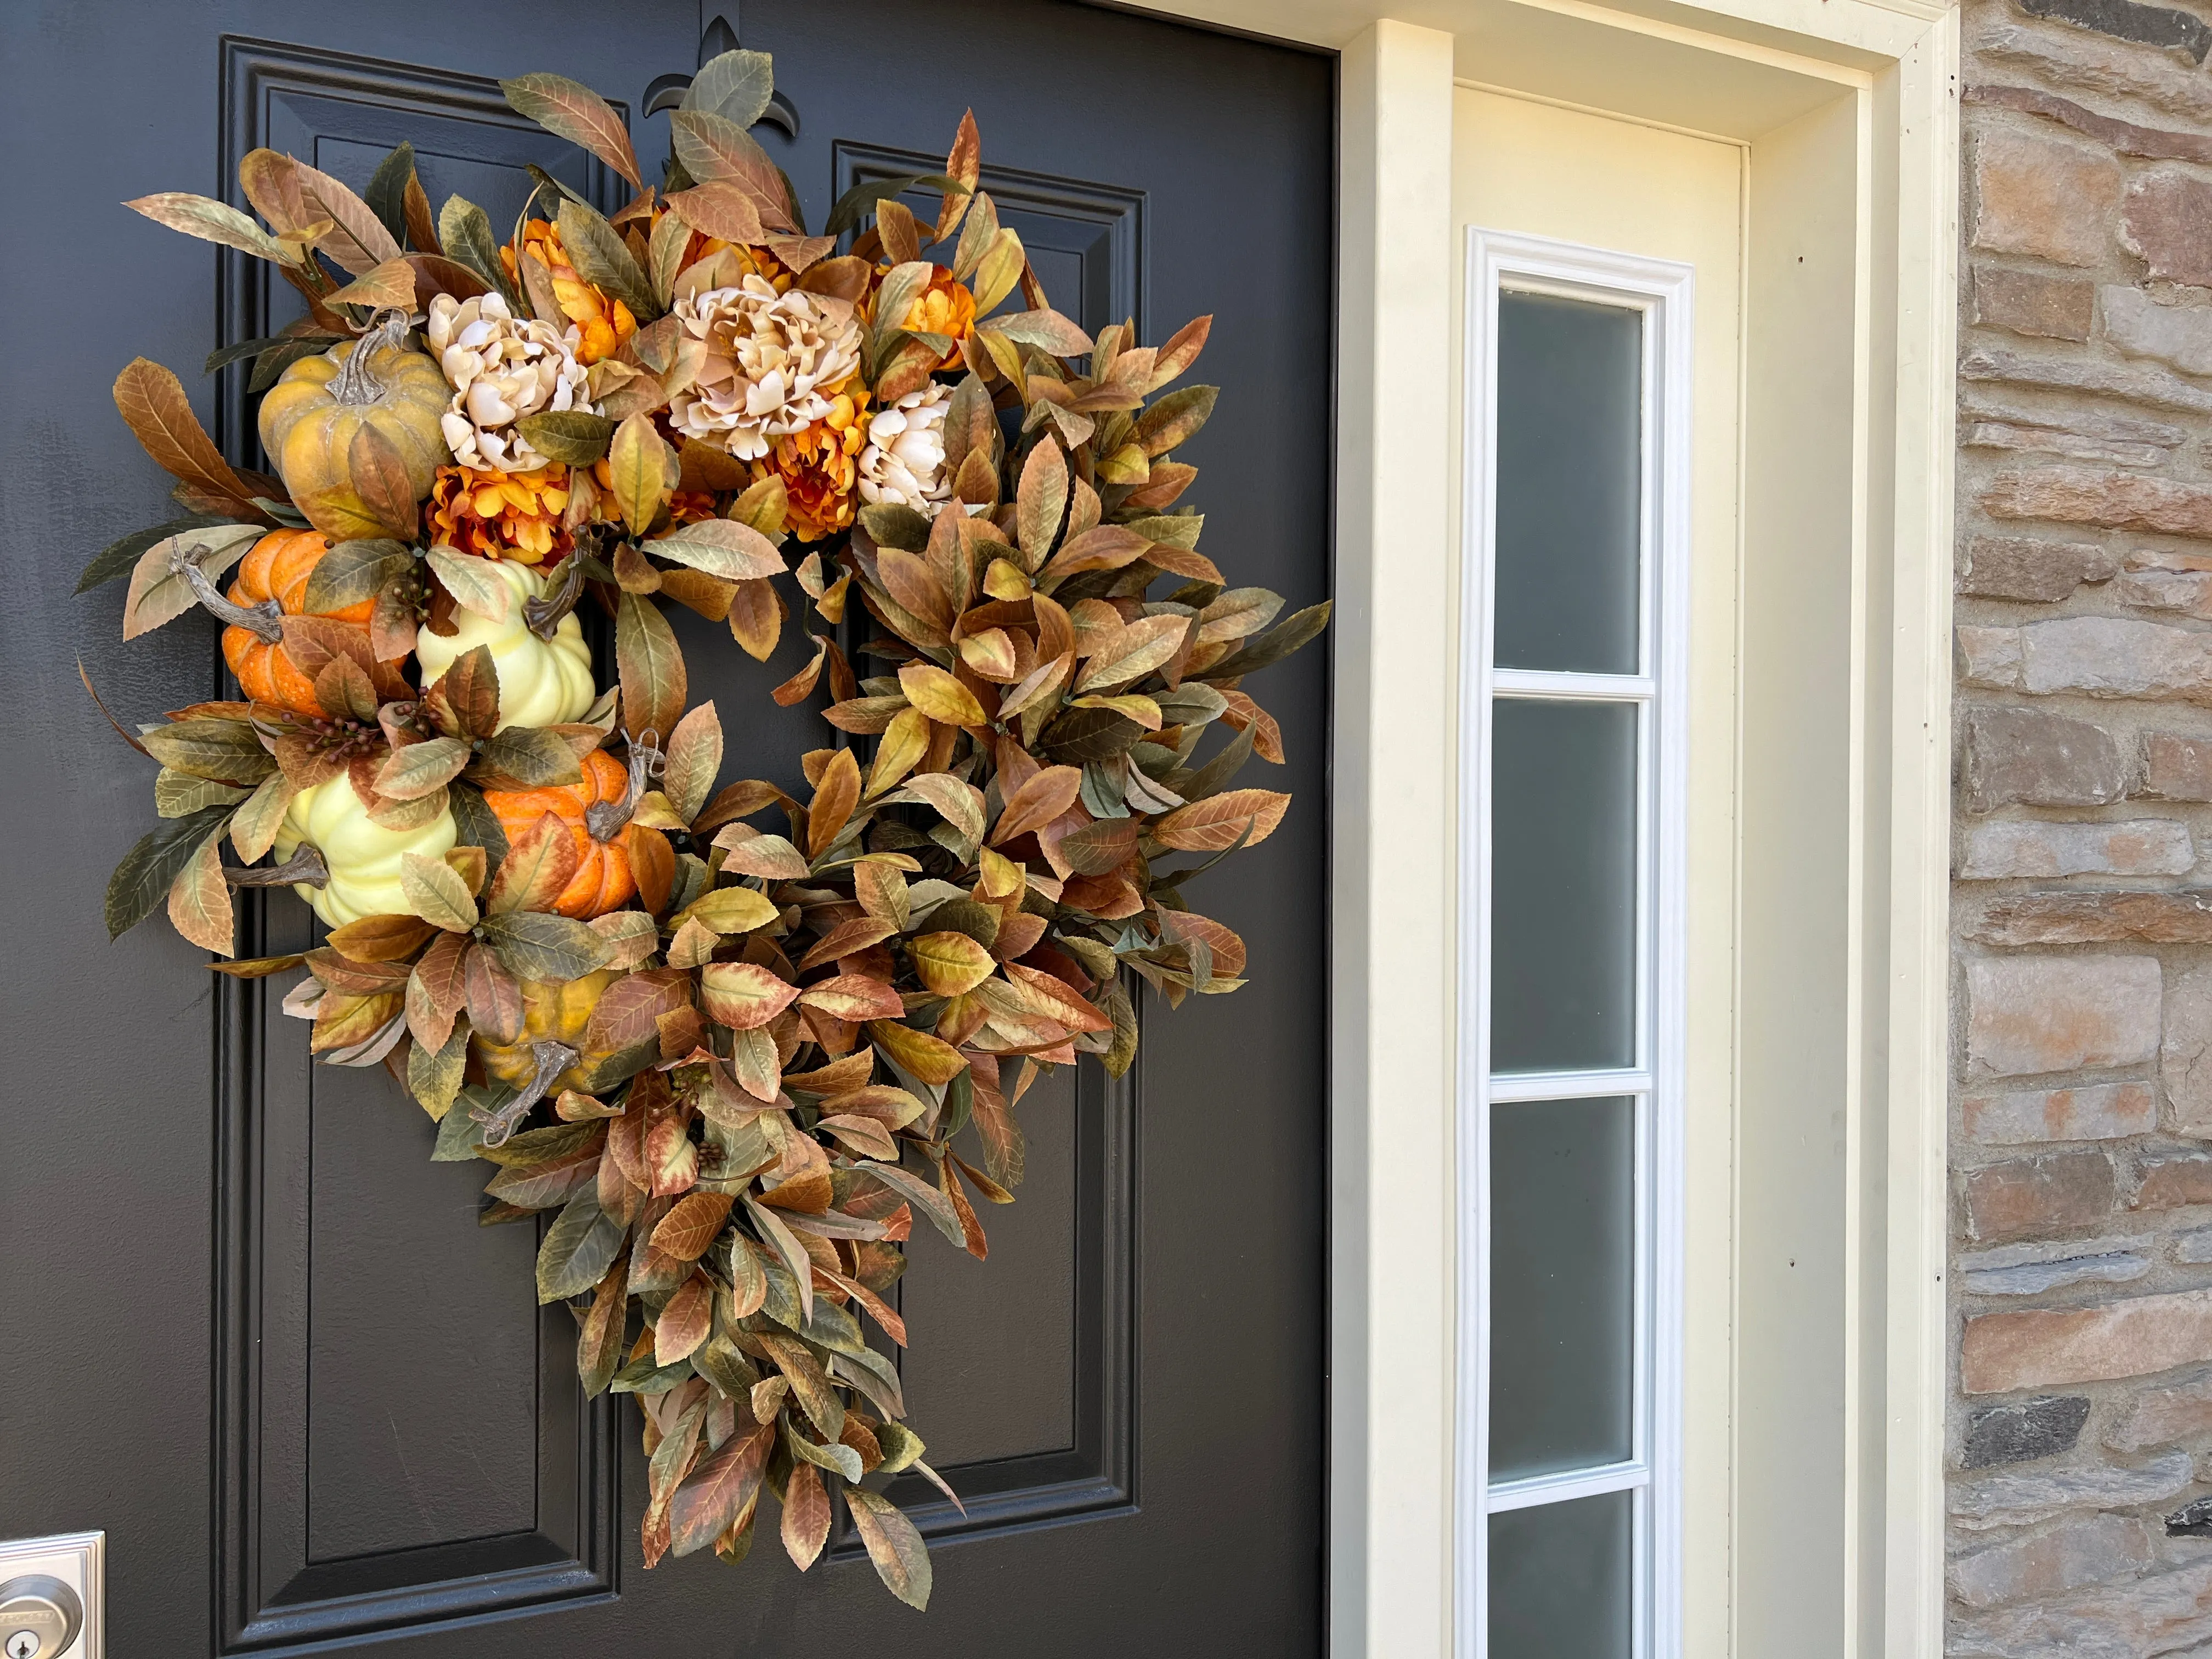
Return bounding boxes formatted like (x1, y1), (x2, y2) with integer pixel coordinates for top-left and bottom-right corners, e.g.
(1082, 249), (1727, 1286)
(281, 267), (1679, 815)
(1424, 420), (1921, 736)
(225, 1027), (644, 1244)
(666, 276), (865, 461)
(426, 292), (589, 472)
(857, 382), (957, 516)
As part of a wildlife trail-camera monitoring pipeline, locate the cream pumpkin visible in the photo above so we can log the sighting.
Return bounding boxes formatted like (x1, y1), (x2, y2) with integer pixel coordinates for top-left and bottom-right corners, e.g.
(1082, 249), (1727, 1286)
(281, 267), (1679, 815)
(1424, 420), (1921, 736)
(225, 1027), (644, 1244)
(274, 774), (458, 927)
(411, 556), (594, 730)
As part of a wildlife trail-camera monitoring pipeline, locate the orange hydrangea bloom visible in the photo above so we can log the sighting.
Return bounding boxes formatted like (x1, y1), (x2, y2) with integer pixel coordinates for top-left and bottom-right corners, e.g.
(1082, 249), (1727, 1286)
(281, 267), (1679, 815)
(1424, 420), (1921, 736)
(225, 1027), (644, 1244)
(893, 266), (976, 368)
(504, 219), (636, 364)
(427, 464), (572, 565)
(749, 383), (868, 542)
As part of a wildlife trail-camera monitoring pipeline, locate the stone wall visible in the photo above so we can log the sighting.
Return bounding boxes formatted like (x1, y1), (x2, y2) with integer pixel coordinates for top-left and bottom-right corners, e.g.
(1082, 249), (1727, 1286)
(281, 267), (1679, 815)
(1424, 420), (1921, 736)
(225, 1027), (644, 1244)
(1954, 0), (2212, 1649)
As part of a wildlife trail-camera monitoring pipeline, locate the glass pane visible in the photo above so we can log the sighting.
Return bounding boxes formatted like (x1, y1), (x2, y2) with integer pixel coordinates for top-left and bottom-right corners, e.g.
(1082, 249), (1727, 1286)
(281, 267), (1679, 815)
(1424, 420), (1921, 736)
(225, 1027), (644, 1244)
(1493, 291), (1643, 674)
(1489, 698), (1639, 1073)
(1488, 1491), (1634, 1659)
(1488, 1097), (1637, 1479)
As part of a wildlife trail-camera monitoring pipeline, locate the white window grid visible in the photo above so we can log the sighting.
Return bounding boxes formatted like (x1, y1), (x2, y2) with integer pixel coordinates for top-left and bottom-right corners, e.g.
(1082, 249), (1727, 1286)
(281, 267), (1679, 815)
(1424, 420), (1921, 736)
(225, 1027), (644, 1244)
(1456, 228), (1694, 1659)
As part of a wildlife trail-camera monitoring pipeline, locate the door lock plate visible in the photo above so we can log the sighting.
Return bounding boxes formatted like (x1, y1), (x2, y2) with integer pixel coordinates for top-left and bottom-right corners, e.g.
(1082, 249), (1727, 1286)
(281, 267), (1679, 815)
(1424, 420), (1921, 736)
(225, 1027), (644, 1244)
(0, 1537), (100, 1659)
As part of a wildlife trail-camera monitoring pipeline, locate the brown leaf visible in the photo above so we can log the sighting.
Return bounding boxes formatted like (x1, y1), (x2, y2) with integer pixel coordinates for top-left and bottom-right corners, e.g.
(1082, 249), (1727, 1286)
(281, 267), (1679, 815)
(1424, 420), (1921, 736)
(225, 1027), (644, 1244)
(728, 577), (783, 662)
(698, 962), (799, 1031)
(781, 1460), (832, 1571)
(112, 359), (252, 502)
(295, 161), (404, 275)
(939, 108), (981, 239)
(652, 1190), (736, 1261)
(166, 824), (235, 955)
(654, 1273), (714, 1365)
(663, 179), (764, 244)
(772, 636), (828, 708)
(327, 913), (436, 963)
(797, 974), (906, 1023)
(867, 1019), (970, 1086)
(462, 941), (524, 1042)
(501, 72), (644, 191)
(616, 591), (686, 743)
(990, 765), (1082, 847)
(807, 747), (862, 857)
(1152, 787), (1291, 852)
(845, 1489), (932, 1610)
(486, 810), (580, 916)
(896, 662), (985, 727)
(669, 1422), (773, 1559)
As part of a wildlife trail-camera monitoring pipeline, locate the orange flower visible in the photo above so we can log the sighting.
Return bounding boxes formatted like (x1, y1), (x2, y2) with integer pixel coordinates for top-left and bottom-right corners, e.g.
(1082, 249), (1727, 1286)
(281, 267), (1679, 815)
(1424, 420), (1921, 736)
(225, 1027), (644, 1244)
(893, 266), (976, 367)
(427, 464), (573, 565)
(642, 207), (795, 294)
(749, 382), (869, 541)
(503, 219), (636, 364)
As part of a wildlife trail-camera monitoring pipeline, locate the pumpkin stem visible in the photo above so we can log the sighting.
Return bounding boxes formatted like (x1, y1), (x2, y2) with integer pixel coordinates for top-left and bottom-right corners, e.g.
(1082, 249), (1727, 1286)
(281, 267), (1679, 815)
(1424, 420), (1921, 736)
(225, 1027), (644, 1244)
(173, 540), (284, 642)
(524, 550), (587, 641)
(330, 308), (413, 406)
(586, 730), (663, 843)
(224, 844), (329, 889)
(472, 1040), (580, 1148)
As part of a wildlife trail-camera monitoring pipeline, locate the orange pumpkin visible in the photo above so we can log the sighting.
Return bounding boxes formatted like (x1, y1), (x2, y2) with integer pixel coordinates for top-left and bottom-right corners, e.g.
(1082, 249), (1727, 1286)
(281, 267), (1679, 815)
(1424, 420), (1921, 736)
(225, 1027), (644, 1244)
(221, 529), (375, 714)
(483, 749), (637, 919)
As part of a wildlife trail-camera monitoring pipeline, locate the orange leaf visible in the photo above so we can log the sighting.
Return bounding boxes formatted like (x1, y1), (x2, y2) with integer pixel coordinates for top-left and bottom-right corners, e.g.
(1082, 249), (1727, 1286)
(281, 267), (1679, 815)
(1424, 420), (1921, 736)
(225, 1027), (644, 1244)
(1151, 788), (1291, 853)
(112, 358), (252, 503)
(990, 765), (1082, 847)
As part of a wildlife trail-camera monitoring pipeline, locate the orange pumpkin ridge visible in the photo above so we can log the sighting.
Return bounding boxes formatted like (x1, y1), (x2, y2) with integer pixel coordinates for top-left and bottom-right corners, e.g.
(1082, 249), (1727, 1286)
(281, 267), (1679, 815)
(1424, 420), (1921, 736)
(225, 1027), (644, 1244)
(483, 748), (638, 919)
(221, 529), (376, 715)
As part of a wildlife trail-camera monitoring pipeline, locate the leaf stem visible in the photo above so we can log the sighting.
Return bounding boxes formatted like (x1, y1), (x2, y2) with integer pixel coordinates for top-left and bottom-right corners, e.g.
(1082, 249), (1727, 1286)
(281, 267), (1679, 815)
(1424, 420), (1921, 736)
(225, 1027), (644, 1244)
(224, 845), (329, 888)
(173, 540), (284, 641)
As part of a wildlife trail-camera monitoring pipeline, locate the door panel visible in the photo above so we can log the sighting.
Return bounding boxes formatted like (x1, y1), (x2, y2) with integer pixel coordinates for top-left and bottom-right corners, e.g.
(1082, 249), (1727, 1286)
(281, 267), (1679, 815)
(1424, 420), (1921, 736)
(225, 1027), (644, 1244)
(0, 3), (1330, 1654)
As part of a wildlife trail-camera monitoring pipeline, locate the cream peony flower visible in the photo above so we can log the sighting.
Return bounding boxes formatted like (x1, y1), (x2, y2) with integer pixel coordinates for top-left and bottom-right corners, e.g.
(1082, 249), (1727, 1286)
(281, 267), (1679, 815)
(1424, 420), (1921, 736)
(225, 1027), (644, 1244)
(426, 292), (589, 472)
(856, 382), (957, 516)
(667, 276), (864, 461)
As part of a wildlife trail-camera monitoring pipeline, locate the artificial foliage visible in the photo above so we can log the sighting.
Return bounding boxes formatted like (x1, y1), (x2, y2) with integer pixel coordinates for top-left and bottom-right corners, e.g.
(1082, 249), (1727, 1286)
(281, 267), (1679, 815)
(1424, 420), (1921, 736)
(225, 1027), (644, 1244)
(82, 52), (1326, 1607)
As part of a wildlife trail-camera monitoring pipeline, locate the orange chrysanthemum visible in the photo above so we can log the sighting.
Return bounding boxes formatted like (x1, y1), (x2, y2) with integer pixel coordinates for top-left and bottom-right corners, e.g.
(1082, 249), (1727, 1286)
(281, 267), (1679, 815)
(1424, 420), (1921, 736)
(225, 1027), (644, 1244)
(894, 266), (976, 368)
(749, 384), (868, 542)
(427, 464), (573, 565)
(504, 219), (637, 364)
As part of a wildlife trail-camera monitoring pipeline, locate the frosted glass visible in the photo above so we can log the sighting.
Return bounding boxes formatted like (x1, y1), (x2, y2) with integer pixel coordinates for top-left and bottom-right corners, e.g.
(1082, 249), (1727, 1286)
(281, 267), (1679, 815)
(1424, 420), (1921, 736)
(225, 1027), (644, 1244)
(1488, 1491), (1634, 1659)
(1489, 698), (1639, 1074)
(1493, 291), (1643, 675)
(1488, 1097), (1636, 1480)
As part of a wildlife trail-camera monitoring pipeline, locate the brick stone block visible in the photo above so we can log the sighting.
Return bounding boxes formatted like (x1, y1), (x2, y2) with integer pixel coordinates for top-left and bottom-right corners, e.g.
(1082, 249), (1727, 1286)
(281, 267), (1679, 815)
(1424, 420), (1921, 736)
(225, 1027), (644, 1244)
(1962, 1248), (2149, 1295)
(1959, 821), (2192, 879)
(2134, 1152), (2212, 1209)
(1968, 890), (2212, 946)
(1951, 1556), (2212, 1658)
(1963, 1081), (2158, 1143)
(1963, 1395), (2092, 1468)
(1959, 534), (2124, 601)
(2146, 731), (2212, 800)
(1974, 265), (2097, 340)
(1962, 707), (2131, 811)
(2123, 169), (2212, 286)
(2102, 283), (2212, 375)
(1982, 465), (2212, 540)
(1962, 1290), (2212, 1392)
(1965, 1150), (2118, 1240)
(1959, 617), (2212, 700)
(1974, 127), (2125, 267)
(1965, 342), (2212, 415)
(2116, 566), (2212, 618)
(1966, 955), (2162, 1076)
(2162, 963), (2212, 1133)
(1950, 1514), (2154, 1611)
(1950, 1449), (2193, 1525)
(2107, 1376), (2212, 1452)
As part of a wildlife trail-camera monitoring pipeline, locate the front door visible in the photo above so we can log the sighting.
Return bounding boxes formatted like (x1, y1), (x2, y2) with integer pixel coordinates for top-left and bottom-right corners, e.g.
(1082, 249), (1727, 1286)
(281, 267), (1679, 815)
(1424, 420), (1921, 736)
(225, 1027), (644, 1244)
(0, 3), (1331, 1653)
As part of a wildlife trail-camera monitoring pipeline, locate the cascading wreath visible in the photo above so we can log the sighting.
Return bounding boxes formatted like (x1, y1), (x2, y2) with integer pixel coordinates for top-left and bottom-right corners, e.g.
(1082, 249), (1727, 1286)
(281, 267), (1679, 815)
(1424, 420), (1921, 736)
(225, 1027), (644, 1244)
(82, 53), (1325, 1607)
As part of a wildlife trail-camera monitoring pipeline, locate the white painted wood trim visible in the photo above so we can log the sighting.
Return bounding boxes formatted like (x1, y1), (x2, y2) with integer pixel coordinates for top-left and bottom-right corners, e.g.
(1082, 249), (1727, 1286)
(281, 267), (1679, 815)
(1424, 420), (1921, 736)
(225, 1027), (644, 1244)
(1455, 229), (1695, 1659)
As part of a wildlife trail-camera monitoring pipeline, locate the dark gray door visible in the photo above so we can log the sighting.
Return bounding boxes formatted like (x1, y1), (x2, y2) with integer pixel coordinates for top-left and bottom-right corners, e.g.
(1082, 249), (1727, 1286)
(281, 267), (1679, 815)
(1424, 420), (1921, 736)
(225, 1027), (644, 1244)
(0, 2), (1333, 1652)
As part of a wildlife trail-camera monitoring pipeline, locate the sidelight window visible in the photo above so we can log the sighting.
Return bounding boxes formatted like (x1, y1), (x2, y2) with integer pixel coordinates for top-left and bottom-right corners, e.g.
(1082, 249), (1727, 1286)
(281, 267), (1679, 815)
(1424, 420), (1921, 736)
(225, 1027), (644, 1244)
(1458, 234), (1691, 1659)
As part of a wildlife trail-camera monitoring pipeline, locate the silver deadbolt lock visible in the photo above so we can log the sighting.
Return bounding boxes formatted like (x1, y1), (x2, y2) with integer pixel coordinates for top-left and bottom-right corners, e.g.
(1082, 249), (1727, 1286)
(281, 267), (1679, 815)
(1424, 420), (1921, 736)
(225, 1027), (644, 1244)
(0, 1576), (81, 1659)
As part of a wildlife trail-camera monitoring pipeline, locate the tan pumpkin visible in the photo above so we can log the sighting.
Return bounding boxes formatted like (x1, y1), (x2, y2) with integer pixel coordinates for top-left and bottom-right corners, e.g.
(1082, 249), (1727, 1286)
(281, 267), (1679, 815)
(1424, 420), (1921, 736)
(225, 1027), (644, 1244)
(475, 969), (620, 1095)
(258, 315), (451, 541)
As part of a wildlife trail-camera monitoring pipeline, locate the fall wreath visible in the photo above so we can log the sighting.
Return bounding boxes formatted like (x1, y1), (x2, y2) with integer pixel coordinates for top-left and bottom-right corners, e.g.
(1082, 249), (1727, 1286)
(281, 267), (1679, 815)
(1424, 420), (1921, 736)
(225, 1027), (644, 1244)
(83, 52), (1326, 1607)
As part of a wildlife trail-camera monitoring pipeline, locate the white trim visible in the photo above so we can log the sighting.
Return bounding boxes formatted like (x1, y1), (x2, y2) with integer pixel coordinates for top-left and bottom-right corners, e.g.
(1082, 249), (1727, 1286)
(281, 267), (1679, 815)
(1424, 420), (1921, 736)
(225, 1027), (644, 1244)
(1488, 1460), (1652, 1511)
(1456, 228), (1695, 1659)
(1489, 1068), (1653, 1101)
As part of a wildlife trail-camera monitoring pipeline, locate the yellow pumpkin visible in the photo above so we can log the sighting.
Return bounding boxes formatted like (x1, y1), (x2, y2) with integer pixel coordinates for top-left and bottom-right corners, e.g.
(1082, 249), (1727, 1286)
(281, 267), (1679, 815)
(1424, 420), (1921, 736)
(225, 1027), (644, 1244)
(273, 773), (458, 928)
(475, 969), (620, 1094)
(258, 320), (451, 542)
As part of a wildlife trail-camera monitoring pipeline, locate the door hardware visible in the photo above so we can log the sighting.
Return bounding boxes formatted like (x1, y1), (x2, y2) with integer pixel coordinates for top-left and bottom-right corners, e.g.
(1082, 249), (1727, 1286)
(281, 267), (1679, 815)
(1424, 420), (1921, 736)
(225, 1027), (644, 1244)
(644, 10), (800, 136)
(0, 1576), (81, 1659)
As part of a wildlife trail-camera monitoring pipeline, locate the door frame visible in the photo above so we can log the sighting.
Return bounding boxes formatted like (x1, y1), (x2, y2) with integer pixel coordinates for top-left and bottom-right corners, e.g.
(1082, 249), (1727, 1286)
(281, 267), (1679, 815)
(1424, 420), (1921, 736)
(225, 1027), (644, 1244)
(1142, 0), (1959, 1654)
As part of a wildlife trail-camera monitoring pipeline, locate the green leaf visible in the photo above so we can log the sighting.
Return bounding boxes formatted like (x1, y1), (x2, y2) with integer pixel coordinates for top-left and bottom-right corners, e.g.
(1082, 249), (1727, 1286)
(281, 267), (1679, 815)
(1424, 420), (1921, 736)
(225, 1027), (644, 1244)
(473, 726), (584, 788)
(555, 198), (662, 324)
(377, 736), (472, 801)
(408, 1018), (470, 1119)
(154, 769), (249, 818)
(1135, 384), (1218, 455)
(861, 1163), (966, 1249)
(124, 191), (293, 264)
(424, 546), (510, 622)
(248, 338), (327, 394)
(536, 1189), (627, 1302)
(1203, 600), (1333, 679)
(437, 194), (522, 309)
(845, 1488), (932, 1610)
(105, 804), (234, 940)
(503, 73), (644, 192)
(989, 308), (1094, 357)
(449, 781), (510, 866)
(400, 852), (478, 932)
(514, 410), (616, 466)
(303, 538), (413, 613)
(685, 49), (775, 128)
(783, 1419), (863, 1483)
(363, 142), (416, 245)
(856, 502), (930, 552)
(140, 718), (276, 785)
(76, 516), (227, 595)
(476, 911), (612, 983)
(823, 172), (966, 238)
(432, 1086), (505, 1159)
(616, 591), (686, 743)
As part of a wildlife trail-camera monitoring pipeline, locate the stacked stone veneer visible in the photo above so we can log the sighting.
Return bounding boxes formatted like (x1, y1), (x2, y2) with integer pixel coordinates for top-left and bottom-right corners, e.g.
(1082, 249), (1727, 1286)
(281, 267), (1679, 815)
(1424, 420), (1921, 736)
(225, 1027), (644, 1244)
(1954, 0), (2212, 1648)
